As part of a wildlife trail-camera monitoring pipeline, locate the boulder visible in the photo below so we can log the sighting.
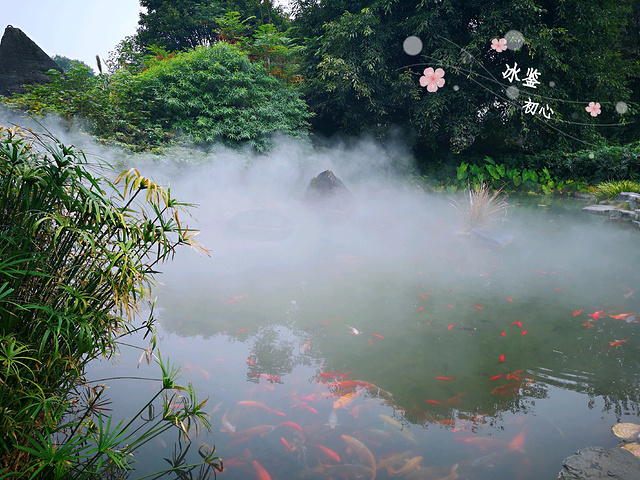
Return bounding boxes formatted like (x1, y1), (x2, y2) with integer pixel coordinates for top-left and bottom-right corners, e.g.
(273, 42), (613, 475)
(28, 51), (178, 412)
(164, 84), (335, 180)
(0, 25), (63, 97)
(303, 170), (355, 213)
(557, 446), (640, 480)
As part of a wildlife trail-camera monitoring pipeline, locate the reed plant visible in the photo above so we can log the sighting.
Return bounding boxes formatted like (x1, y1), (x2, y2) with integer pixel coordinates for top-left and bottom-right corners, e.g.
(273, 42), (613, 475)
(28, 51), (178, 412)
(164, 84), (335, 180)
(0, 126), (219, 478)
(593, 179), (640, 201)
(450, 183), (509, 234)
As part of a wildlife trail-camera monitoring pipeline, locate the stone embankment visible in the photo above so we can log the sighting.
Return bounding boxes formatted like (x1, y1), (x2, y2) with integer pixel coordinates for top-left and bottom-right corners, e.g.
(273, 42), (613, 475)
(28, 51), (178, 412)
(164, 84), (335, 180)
(582, 192), (640, 227)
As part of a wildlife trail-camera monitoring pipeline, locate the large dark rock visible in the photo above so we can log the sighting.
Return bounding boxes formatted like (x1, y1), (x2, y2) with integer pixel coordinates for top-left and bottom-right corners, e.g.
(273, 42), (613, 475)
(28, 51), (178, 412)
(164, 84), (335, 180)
(0, 25), (63, 97)
(303, 170), (355, 213)
(557, 446), (640, 480)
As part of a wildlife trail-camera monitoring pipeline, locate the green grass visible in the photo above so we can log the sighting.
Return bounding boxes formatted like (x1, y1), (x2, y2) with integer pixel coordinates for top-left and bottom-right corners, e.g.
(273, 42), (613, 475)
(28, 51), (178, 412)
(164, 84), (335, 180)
(593, 179), (640, 201)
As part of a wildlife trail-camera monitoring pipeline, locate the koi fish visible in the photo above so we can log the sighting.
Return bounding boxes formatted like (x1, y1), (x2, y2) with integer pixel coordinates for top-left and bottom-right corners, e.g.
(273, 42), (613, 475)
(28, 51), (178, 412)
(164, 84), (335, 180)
(246, 356), (256, 366)
(300, 405), (317, 414)
(609, 313), (635, 320)
(328, 409), (338, 429)
(329, 380), (372, 392)
(370, 333), (384, 339)
(501, 331), (506, 336)
(387, 456), (423, 476)
(448, 325), (453, 330)
(589, 309), (603, 320)
(553, 287), (563, 291)
(506, 369), (523, 381)
(426, 399), (445, 405)
(582, 320), (594, 328)
(341, 435), (376, 479)
(491, 383), (520, 396)
(506, 298), (513, 302)
(418, 307), (424, 312)
(609, 339), (629, 347)
(333, 391), (362, 410)
(280, 437), (293, 453)
(436, 376), (454, 381)
(490, 374), (503, 381)
(252, 460), (271, 480)
(275, 421), (304, 437)
(236, 328), (248, 334)
(473, 305), (483, 310)
(439, 464), (459, 480)
(225, 293), (248, 305)
(573, 309), (583, 316)
(448, 305), (454, 308)
(299, 338), (311, 353)
(499, 353), (505, 362)
(447, 391), (466, 405)
(510, 321), (522, 327)
(234, 424), (274, 438)
(318, 370), (338, 378)
(508, 427), (526, 452)
(348, 326), (361, 335)
(252, 373), (281, 383)
(313, 443), (341, 463)
(221, 411), (236, 433)
(522, 330), (528, 335)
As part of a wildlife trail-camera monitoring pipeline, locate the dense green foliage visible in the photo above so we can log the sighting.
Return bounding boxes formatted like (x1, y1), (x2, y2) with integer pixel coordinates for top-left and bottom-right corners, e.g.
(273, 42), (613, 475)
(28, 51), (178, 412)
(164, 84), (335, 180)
(51, 55), (94, 74)
(128, 43), (311, 150)
(292, 0), (640, 163)
(0, 126), (219, 478)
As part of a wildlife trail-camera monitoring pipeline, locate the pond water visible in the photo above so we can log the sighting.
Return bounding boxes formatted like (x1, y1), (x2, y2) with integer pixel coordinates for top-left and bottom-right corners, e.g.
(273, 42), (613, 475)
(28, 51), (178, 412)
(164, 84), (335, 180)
(88, 159), (640, 480)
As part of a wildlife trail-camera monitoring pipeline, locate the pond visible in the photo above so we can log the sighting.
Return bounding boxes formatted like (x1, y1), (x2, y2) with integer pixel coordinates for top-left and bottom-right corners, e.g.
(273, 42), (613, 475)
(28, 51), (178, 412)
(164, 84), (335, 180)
(88, 157), (640, 480)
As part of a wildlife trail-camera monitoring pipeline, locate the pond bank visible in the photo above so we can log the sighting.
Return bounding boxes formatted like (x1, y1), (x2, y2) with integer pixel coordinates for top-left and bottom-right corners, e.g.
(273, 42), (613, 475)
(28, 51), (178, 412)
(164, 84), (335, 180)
(582, 192), (640, 228)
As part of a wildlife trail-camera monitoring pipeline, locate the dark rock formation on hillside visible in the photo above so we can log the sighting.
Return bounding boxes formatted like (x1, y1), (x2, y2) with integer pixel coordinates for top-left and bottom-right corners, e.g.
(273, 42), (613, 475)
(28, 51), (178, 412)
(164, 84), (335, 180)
(0, 25), (63, 97)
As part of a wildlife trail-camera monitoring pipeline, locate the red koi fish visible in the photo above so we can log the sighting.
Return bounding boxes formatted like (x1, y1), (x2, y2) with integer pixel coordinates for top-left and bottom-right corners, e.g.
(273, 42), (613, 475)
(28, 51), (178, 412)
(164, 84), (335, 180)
(589, 309), (603, 320)
(510, 321), (522, 327)
(448, 325), (453, 330)
(501, 331), (506, 336)
(300, 405), (318, 414)
(506, 298), (514, 302)
(609, 339), (629, 347)
(318, 370), (338, 378)
(280, 437), (293, 453)
(236, 328), (248, 334)
(426, 399), (445, 405)
(522, 330), (528, 336)
(253, 460), (272, 480)
(506, 369), (523, 381)
(499, 353), (505, 362)
(436, 376), (454, 381)
(313, 443), (341, 463)
(370, 333), (384, 339)
(573, 309), (583, 316)
(609, 313), (634, 320)
(473, 305), (483, 310)
(490, 374), (503, 381)
(276, 421), (305, 439)
(418, 307), (424, 312)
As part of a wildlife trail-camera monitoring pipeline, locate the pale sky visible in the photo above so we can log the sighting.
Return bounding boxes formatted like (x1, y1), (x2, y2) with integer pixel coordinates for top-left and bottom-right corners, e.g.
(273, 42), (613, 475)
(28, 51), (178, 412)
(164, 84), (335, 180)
(2, 0), (291, 72)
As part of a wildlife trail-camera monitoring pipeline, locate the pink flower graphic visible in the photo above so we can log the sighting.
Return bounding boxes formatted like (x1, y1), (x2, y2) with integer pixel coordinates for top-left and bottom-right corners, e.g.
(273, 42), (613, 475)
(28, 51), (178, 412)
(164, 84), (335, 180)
(585, 102), (601, 117)
(420, 67), (445, 92)
(491, 38), (507, 52)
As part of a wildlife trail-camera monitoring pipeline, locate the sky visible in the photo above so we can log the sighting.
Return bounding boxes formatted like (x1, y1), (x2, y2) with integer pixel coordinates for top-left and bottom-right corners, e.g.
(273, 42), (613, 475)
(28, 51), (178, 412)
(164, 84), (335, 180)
(3, 0), (291, 72)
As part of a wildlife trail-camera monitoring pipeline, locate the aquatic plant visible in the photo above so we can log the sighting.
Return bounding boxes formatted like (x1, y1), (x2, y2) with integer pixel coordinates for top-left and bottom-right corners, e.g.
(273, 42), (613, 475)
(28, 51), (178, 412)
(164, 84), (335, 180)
(450, 183), (509, 233)
(593, 179), (640, 200)
(0, 126), (218, 478)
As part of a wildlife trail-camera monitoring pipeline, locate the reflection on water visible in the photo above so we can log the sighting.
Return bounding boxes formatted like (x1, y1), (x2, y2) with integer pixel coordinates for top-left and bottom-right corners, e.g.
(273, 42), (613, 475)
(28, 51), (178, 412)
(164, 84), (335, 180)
(88, 188), (640, 479)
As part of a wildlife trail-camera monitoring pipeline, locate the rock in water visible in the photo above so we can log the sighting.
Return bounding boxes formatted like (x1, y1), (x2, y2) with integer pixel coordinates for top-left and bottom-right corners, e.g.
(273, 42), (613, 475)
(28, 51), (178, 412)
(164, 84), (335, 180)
(226, 209), (296, 241)
(0, 26), (63, 97)
(557, 446), (640, 480)
(304, 170), (355, 213)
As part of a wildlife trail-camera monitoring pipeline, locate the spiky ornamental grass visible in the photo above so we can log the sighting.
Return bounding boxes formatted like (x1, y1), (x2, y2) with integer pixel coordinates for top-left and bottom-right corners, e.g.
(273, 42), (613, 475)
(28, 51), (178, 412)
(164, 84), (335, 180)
(450, 183), (510, 234)
(0, 126), (220, 478)
(594, 179), (640, 201)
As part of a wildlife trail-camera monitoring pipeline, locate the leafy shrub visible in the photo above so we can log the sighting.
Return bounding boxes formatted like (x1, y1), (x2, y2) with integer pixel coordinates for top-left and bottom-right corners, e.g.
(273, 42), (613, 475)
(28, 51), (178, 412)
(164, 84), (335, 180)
(128, 42), (312, 151)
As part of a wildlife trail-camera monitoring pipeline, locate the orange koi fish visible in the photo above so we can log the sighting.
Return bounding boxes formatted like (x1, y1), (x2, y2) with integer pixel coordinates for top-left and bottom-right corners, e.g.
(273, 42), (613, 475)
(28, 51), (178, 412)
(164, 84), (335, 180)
(609, 339), (629, 347)
(609, 313), (634, 320)
(333, 391), (361, 410)
(237, 400), (273, 411)
(370, 333), (384, 339)
(252, 460), (272, 480)
(275, 421), (305, 438)
(252, 373), (281, 383)
(582, 321), (594, 328)
(506, 298), (514, 302)
(522, 330), (528, 336)
(510, 321), (522, 327)
(448, 324), (453, 330)
(553, 287), (563, 291)
(473, 305), (483, 310)
(426, 399), (445, 405)
(508, 428), (526, 452)
(447, 391), (466, 405)
(573, 309), (583, 316)
(490, 374), (503, 381)
(436, 376), (454, 381)
(506, 369), (523, 381)
(418, 307), (424, 312)
(313, 443), (341, 463)
(225, 293), (248, 305)
(329, 380), (372, 392)
(589, 309), (603, 320)
(236, 328), (248, 334)
(491, 383), (521, 396)
(501, 331), (506, 336)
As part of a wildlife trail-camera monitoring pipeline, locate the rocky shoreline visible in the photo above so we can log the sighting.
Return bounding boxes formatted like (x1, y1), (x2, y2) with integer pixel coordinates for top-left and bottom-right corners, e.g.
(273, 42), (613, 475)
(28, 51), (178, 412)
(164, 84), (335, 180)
(582, 192), (640, 227)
